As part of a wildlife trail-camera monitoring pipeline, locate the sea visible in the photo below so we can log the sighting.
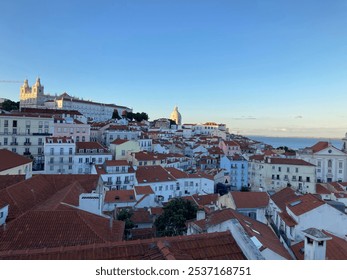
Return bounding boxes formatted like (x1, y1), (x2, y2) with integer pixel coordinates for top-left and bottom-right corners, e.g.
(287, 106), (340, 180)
(247, 136), (343, 151)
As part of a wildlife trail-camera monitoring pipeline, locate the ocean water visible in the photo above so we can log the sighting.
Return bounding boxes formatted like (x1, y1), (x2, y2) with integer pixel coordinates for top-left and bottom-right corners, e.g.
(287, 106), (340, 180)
(247, 136), (343, 151)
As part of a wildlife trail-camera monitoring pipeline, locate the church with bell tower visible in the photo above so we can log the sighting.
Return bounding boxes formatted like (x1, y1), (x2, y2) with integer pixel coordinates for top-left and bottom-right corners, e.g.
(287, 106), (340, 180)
(19, 77), (46, 109)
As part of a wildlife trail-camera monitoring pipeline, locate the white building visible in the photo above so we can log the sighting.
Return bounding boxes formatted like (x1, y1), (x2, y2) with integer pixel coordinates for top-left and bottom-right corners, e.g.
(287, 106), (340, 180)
(53, 117), (91, 142)
(268, 188), (347, 247)
(297, 141), (347, 183)
(93, 160), (136, 191)
(187, 208), (292, 260)
(103, 125), (140, 146)
(248, 156), (316, 193)
(44, 136), (75, 174)
(75, 142), (112, 174)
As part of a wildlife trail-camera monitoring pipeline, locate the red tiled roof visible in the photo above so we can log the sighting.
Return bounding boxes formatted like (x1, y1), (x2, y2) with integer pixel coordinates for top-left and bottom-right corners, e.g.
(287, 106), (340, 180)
(223, 141), (240, 147)
(310, 141), (330, 153)
(105, 160), (129, 167)
(0, 231), (245, 260)
(315, 184), (331, 195)
(231, 192), (269, 209)
(183, 194), (219, 207)
(268, 158), (315, 166)
(286, 194), (325, 216)
(190, 209), (292, 259)
(150, 207), (163, 216)
(0, 209), (124, 251)
(270, 187), (299, 212)
(291, 230), (347, 260)
(76, 141), (108, 151)
(136, 166), (176, 184)
(0, 175), (25, 190)
(0, 149), (32, 172)
(328, 182), (345, 192)
(104, 190), (135, 203)
(165, 167), (189, 179)
(133, 152), (167, 161)
(249, 155), (265, 161)
(131, 209), (152, 224)
(134, 185), (154, 195)
(0, 174), (99, 221)
(279, 211), (297, 227)
(110, 139), (129, 145)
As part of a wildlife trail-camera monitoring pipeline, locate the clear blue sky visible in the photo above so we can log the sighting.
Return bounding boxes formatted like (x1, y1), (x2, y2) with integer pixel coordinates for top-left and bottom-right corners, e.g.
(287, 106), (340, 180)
(1, 0), (347, 138)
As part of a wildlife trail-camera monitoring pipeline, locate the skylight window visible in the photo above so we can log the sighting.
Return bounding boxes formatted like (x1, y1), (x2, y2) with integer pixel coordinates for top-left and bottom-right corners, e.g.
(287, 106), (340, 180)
(289, 200), (302, 207)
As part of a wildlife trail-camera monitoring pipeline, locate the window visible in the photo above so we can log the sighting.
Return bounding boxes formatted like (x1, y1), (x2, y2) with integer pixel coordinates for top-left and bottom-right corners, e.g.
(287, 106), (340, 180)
(278, 167), (281, 172)
(287, 167), (290, 172)
(4, 138), (8, 145)
(295, 168), (299, 173)
(339, 161), (343, 169)
(98, 157), (102, 163)
(12, 120), (17, 127)
(328, 160), (332, 168)
(0, 212), (3, 218)
(60, 157), (64, 163)
(4, 120), (8, 127)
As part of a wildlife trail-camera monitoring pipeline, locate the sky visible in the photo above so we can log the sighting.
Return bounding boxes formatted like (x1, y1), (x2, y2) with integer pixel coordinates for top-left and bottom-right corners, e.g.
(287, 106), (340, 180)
(0, 0), (347, 138)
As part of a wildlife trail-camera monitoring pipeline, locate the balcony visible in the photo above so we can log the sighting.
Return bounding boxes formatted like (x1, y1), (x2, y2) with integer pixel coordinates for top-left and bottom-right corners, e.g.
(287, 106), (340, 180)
(24, 142), (32, 146)
(10, 142), (18, 146)
(23, 152), (32, 156)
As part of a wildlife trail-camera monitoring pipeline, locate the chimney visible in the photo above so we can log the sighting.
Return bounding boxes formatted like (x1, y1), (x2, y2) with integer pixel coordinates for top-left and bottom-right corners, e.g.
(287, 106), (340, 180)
(302, 228), (332, 260)
(196, 209), (206, 221)
(109, 215), (114, 230)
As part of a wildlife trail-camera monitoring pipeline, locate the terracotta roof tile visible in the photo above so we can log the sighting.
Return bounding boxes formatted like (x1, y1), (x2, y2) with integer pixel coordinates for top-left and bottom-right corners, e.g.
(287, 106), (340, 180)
(105, 160), (129, 167)
(315, 184), (331, 195)
(104, 190), (135, 203)
(279, 211), (297, 227)
(0, 149), (32, 172)
(310, 141), (330, 153)
(136, 166), (176, 183)
(268, 158), (315, 166)
(0, 175), (25, 190)
(291, 230), (347, 260)
(0, 174), (99, 221)
(131, 209), (152, 224)
(286, 194), (325, 216)
(0, 231), (245, 260)
(134, 185), (154, 195)
(76, 141), (108, 151)
(0, 210), (124, 251)
(270, 187), (299, 211)
(231, 192), (269, 209)
(190, 209), (292, 259)
(110, 139), (129, 145)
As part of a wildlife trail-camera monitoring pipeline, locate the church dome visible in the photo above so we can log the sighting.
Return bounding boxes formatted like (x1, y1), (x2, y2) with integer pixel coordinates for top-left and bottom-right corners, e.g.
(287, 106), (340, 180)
(170, 106), (182, 125)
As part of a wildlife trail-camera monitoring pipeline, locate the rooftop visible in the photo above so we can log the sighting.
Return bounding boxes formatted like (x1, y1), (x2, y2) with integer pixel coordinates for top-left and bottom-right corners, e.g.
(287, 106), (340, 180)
(0, 149), (32, 172)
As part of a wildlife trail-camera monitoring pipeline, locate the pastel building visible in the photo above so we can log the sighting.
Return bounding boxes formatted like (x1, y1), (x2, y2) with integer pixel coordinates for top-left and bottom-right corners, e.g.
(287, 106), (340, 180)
(220, 155), (248, 190)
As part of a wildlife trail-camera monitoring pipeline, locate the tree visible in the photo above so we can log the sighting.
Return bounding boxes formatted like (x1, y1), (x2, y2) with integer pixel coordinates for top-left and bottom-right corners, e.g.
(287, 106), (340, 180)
(1, 99), (19, 111)
(126, 111), (149, 122)
(117, 209), (135, 240)
(154, 198), (197, 237)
